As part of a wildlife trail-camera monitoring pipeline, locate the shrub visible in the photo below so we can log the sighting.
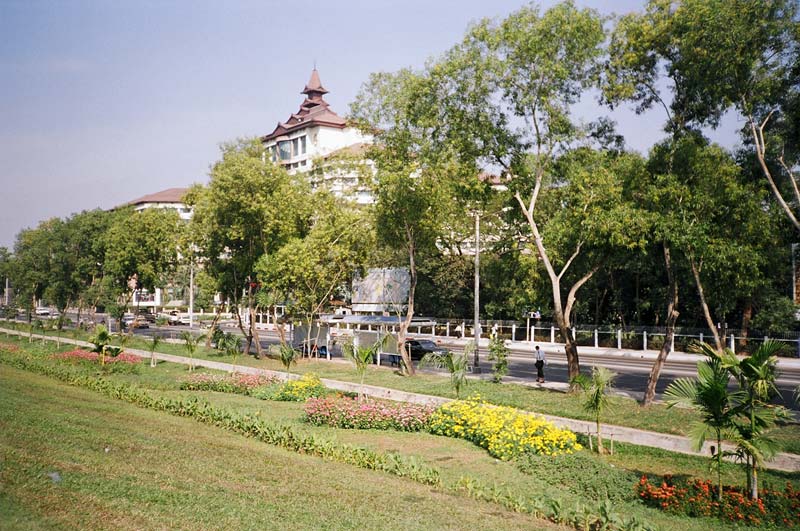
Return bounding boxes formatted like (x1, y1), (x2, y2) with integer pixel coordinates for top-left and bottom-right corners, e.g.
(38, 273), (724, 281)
(517, 451), (638, 502)
(270, 373), (326, 401)
(637, 475), (800, 527)
(428, 395), (581, 460)
(304, 396), (434, 431)
(180, 372), (278, 394)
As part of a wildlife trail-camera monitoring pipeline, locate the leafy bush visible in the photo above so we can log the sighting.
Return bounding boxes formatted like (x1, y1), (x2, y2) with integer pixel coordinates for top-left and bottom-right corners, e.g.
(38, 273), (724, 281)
(180, 373), (278, 394)
(428, 394), (581, 460)
(637, 475), (800, 527)
(304, 396), (434, 431)
(517, 451), (637, 502)
(270, 373), (326, 401)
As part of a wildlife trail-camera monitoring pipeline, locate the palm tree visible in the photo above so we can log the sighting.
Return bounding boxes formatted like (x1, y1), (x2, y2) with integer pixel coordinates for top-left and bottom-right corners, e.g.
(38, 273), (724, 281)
(216, 332), (241, 372)
(419, 347), (470, 398)
(717, 340), (786, 500)
(147, 334), (162, 368)
(180, 331), (204, 371)
(574, 367), (617, 454)
(664, 346), (740, 501)
(89, 325), (112, 366)
(270, 342), (299, 374)
(343, 339), (381, 400)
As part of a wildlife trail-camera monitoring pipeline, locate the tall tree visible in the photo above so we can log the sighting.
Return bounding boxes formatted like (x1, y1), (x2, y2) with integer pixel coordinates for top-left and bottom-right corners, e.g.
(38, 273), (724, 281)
(603, 0), (800, 232)
(187, 138), (310, 357)
(104, 207), (181, 331)
(257, 192), (373, 356)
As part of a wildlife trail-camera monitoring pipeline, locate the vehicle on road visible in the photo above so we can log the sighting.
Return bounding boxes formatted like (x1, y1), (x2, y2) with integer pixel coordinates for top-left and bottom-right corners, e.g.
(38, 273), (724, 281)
(405, 339), (448, 360)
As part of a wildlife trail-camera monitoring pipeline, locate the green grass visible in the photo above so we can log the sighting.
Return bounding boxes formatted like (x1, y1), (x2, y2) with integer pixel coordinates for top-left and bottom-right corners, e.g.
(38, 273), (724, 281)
(0, 365), (564, 531)
(3, 338), (799, 530)
(2, 324), (799, 454)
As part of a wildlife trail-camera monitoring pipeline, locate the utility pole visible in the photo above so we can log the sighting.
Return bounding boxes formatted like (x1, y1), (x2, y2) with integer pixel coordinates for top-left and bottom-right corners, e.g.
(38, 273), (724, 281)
(473, 211), (482, 373)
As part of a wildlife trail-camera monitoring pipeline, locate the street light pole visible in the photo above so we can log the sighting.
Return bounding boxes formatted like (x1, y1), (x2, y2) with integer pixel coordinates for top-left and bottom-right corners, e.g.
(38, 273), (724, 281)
(473, 211), (482, 373)
(189, 261), (194, 328)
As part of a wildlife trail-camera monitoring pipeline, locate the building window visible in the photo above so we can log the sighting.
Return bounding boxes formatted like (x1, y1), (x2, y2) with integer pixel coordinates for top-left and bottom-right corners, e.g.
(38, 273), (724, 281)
(292, 138), (299, 157)
(300, 160), (307, 166)
(278, 141), (291, 161)
(300, 135), (307, 154)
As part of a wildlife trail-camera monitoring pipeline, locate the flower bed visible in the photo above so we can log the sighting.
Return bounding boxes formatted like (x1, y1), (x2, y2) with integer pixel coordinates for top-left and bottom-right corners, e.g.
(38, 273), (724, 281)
(260, 373), (326, 402)
(0, 342), (20, 353)
(180, 372), (278, 395)
(428, 395), (581, 460)
(637, 475), (800, 527)
(51, 349), (141, 364)
(304, 396), (434, 431)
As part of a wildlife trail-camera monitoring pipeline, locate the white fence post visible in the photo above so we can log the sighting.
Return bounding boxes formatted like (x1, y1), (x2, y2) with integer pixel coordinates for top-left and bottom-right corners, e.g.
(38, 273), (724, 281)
(551, 326), (555, 343)
(643, 330), (647, 351)
(572, 327), (576, 343)
(445, 322), (450, 337)
(461, 322), (466, 339)
(512, 324), (516, 341)
(700, 332), (704, 344)
(670, 333), (675, 353)
(617, 329), (622, 350)
(594, 328), (598, 348)
(730, 333), (735, 353)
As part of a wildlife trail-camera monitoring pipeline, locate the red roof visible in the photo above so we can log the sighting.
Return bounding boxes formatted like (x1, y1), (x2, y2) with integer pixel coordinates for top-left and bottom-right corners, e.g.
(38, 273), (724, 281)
(261, 69), (346, 143)
(127, 188), (189, 206)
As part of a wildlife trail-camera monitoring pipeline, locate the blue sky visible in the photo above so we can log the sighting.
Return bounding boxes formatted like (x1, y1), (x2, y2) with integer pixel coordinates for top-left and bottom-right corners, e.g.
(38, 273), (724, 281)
(0, 0), (739, 249)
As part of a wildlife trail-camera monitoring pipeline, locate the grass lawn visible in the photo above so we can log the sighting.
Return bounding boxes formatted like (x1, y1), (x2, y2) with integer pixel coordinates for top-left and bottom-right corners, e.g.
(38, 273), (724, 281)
(2, 324), (799, 454)
(0, 365), (565, 531)
(4, 338), (798, 530)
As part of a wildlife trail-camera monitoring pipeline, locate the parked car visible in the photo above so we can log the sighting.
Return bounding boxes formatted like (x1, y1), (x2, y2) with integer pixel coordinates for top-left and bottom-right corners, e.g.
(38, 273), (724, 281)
(35, 307), (51, 316)
(404, 339), (448, 360)
(136, 311), (156, 323)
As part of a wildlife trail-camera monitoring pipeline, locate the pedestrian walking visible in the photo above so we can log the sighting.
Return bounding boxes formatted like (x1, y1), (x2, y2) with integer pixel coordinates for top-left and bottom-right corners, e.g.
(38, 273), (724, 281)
(535, 345), (546, 383)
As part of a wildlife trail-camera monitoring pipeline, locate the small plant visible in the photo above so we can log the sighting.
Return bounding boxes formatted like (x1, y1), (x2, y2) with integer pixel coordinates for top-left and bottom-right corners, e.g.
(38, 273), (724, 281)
(89, 325), (112, 366)
(147, 334), (162, 368)
(271, 373), (326, 401)
(572, 366), (616, 454)
(216, 332), (241, 370)
(343, 339), (381, 400)
(180, 331), (205, 371)
(271, 342), (299, 373)
(419, 348), (469, 398)
(487, 335), (509, 383)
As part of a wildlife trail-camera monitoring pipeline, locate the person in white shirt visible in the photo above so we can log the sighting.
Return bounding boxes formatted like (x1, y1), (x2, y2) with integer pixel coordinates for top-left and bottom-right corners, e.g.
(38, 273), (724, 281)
(535, 345), (546, 383)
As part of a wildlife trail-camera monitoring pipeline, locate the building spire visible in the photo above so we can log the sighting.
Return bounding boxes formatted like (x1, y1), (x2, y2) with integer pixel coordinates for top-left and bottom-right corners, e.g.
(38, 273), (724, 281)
(302, 67), (329, 99)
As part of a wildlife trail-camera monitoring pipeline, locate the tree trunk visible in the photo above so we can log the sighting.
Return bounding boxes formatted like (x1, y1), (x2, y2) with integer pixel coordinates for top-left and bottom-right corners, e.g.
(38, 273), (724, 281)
(204, 309), (221, 349)
(642, 243), (679, 407)
(397, 234), (417, 375)
(248, 303), (262, 358)
(689, 256), (723, 353)
(596, 417), (604, 454)
(739, 300), (752, 348)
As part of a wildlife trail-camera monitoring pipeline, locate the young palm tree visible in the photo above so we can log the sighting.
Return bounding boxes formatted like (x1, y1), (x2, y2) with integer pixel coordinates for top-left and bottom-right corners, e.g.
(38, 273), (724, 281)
(343, 339), (381, 400)
(216, 332), (241, 372)
(148, 334), (162, 368)
(574, 366), (617, 454)
(89, 325), (112, 366)
(419, 348), (470, 398)
(270, 343), (299, 374)
(717, 340), (786, 500)
(664, 347), (740, 501)
(180, 331), (205, 371)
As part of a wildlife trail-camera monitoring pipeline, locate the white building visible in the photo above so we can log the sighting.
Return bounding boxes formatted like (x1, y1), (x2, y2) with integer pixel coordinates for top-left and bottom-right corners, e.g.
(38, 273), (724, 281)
(126, 187), (192, 220)
(261, 69), (374, 204)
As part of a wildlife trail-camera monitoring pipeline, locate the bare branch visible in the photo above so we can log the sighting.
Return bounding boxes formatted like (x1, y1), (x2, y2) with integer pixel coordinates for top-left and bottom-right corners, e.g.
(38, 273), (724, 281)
(564, 263), (600, 325)
(557, 241), (584, 281)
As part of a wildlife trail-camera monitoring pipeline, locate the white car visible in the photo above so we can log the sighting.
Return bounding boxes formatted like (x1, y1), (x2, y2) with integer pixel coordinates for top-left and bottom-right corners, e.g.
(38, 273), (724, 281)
(35, 307), (51, 316)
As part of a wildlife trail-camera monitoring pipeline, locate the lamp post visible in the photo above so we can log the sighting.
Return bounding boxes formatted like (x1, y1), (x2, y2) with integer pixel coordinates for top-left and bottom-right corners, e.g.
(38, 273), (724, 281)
(472, 211), (482, 373)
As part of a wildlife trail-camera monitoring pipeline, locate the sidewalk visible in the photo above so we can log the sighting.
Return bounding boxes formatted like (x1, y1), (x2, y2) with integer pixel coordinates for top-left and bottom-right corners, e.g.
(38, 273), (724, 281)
(2, 326), (798, 473)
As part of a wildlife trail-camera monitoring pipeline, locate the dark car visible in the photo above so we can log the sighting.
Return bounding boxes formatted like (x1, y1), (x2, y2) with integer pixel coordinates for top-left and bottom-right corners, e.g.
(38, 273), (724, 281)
(405, 339), (448, 360)
(137, 311), (156, 323)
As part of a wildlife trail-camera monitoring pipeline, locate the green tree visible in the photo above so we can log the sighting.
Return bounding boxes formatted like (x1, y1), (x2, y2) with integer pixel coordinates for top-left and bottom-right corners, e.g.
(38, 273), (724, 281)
(603, 0), (800, 233)
(187, 138), (310, 358)
(257, 192), (372, 358)
(180, 331), (204, 371)
(216, 332), (241, 371)
(573, 367), (617, 454)
(419, 346), (470, 398)
(89, 324), (112, 366)
(487, 335), (509, 383)
(719, 340), (788, 500)
(104, 208), (180, 331)
(664, 347), (741, 501)
(147, 334), (162, 368)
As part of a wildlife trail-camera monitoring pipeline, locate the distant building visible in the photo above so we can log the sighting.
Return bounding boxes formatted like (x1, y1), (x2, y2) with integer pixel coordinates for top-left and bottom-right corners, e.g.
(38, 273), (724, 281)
(126, 187), (192, 220)
(261, 69), (374, 204)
